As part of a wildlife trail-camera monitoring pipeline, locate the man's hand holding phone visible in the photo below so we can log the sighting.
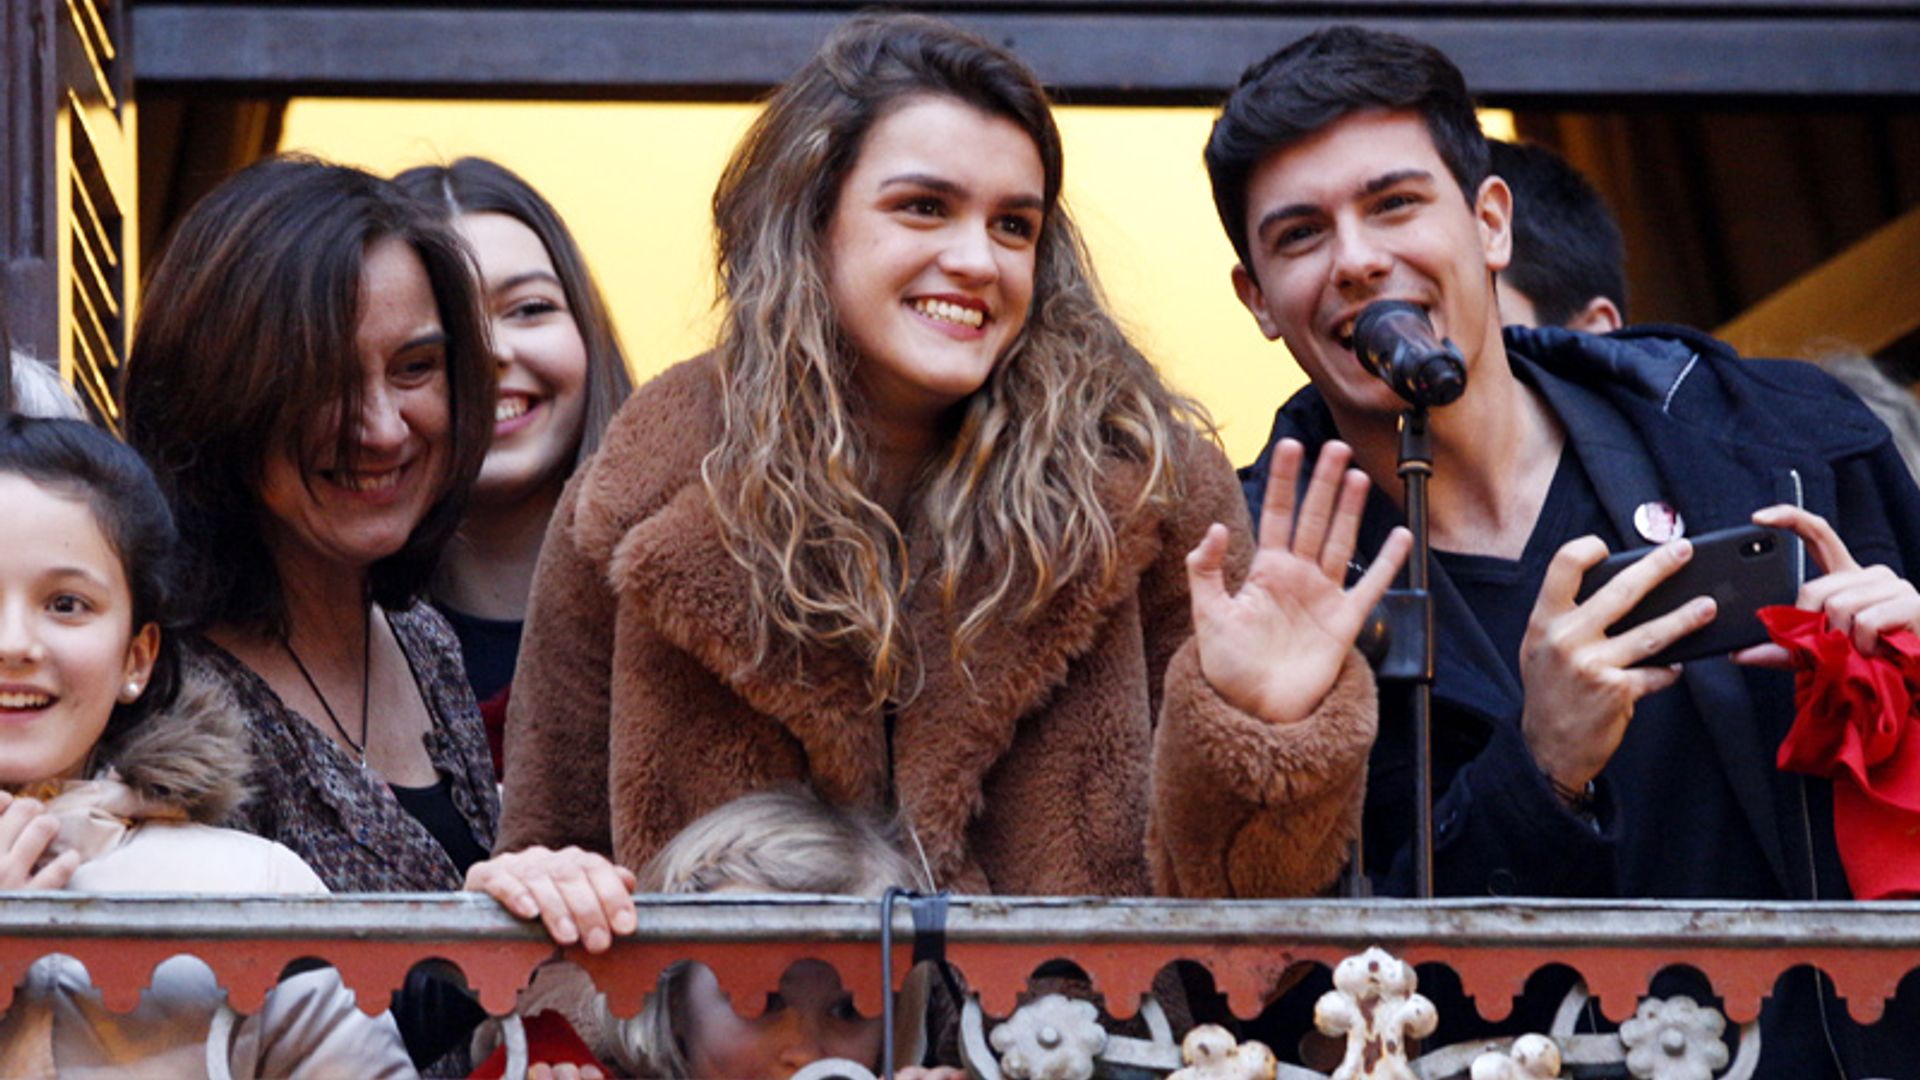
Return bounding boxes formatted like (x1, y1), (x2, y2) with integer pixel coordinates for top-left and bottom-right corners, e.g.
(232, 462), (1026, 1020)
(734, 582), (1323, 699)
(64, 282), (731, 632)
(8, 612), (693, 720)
(1519, 504), (1920, 801)
(1520, 536), (1716, 799)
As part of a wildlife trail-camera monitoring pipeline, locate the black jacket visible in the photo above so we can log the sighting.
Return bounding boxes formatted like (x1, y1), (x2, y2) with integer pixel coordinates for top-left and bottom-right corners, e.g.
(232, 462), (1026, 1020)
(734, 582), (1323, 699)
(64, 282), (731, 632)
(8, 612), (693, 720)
(1243, 324), (1920, 1075)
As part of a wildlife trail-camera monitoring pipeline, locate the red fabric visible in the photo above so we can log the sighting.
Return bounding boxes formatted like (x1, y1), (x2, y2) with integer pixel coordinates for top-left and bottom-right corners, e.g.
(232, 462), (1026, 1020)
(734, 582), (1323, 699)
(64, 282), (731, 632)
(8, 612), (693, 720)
(468, 1010), (606, 1079)
(480, 683), (512, 779)
(1760, 605), (1920, 899)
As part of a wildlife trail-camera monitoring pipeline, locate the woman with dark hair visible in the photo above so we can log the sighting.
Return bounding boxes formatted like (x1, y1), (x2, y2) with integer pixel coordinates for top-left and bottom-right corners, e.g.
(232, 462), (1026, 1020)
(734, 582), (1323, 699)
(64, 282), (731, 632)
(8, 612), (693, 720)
(393, 157), (634, 763)
(121, 156), (606, 1071)
(490, 13), (1408, 904)
(124, 155), (502, 895)
(0, 414), (413, 1076)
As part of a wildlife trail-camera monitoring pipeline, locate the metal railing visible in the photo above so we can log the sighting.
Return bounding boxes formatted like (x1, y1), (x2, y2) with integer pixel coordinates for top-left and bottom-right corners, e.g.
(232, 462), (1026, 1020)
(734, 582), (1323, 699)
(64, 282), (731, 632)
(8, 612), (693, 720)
(5, 894), (1916, 1078)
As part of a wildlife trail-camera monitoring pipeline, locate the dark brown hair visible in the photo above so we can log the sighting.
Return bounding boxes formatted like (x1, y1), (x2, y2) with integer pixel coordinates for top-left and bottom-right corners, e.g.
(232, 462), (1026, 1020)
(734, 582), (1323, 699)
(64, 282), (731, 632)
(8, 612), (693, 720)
(393, 156), (634, 466)
(123, 155), (493, 634)
(1206, 25), (1490, 272)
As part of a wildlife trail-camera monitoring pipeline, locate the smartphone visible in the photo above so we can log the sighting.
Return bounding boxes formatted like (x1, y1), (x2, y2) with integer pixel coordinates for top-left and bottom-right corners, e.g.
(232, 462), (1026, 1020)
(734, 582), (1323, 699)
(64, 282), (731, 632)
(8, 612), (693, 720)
(1573, 524), (1798, 667)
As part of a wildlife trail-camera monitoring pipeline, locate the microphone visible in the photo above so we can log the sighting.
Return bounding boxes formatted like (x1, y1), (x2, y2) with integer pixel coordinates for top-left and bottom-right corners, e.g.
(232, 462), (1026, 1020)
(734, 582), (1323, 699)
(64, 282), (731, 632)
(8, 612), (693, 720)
(1352, 300), (1467, 408)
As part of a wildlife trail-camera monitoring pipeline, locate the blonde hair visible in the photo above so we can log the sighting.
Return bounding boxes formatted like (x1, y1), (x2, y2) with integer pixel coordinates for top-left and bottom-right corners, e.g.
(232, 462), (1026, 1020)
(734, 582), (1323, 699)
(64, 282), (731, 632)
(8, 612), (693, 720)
(623, 788), (926, 1076)
(703, 12), (1208, 708)
(639, 787), (927, 895)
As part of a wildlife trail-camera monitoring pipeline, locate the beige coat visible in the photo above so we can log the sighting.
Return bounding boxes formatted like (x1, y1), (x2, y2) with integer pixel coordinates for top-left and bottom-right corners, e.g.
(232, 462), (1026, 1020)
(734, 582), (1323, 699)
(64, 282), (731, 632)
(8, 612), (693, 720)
(499, 356), (1376, 897)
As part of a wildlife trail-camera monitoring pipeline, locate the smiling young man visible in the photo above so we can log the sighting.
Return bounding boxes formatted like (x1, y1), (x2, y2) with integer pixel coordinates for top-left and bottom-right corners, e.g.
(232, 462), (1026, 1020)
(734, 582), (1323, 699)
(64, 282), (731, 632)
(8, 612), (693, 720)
(1208, 26), (1920, 1073)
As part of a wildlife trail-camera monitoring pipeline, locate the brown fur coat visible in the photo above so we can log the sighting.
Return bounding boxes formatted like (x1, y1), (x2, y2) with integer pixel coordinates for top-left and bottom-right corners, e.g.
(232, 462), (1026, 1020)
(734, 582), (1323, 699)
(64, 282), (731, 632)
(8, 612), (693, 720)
(498, 357), (1375, 897)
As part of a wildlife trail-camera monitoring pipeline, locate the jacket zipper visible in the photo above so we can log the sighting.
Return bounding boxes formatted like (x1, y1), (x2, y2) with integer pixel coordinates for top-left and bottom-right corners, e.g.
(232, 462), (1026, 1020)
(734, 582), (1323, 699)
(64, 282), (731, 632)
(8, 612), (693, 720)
(1789, 467), (1849, 1077)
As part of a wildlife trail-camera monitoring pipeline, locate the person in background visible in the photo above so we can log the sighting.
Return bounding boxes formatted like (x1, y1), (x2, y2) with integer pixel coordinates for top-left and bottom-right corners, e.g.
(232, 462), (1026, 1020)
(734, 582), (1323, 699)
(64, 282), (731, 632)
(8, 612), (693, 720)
(1486, 138), (1626, 334)
(1819, 350), (1920, 486)
(0, 414), (413, 1078)
(394, 157), (634, 772)
(1488, 141), (1920, 503)
(488, 11), (1408, 910)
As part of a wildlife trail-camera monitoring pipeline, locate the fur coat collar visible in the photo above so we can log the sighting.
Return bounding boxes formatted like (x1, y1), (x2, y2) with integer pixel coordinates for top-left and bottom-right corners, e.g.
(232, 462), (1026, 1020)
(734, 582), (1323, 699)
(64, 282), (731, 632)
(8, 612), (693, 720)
(577, 358), (1173, 886)
(19, 673), (254, 869)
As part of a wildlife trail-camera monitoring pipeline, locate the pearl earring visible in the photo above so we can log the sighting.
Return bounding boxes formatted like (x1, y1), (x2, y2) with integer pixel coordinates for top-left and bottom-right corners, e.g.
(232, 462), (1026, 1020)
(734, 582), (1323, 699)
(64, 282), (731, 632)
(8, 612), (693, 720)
(121, 681), (143, 702)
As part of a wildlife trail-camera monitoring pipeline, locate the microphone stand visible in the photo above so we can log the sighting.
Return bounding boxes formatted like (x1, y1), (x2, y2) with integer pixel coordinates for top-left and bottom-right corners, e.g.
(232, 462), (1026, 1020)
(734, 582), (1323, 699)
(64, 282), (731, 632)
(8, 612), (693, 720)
(1341, 300), (1459, 901)
(1342, 404), (1438, 900)
(1396, 405), (1437, 901)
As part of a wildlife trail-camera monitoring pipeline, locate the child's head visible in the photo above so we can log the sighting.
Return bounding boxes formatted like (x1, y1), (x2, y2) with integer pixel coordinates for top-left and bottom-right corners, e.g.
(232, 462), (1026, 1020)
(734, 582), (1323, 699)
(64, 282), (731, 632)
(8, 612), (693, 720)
(640, 787), (925, 896)
(0, 416), (183, 783)
(627, 788), (929, 1079)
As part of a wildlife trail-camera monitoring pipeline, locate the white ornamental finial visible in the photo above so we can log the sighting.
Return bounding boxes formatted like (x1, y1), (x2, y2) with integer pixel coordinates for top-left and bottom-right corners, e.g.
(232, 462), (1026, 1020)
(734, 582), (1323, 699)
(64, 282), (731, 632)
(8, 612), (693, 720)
(1618, 996), (1730, 1080)
(1166, 1024), (1279, 1080)
(988, 994), (1107, 1080)
(1313, 947), (1437, 1080)
(1470, 1034), (1564, 1080)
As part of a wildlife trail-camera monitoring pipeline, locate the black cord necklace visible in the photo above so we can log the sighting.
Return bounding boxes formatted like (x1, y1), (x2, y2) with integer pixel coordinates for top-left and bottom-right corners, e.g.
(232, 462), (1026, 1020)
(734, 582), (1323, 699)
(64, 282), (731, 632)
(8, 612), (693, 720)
(282, 610), (372, 767)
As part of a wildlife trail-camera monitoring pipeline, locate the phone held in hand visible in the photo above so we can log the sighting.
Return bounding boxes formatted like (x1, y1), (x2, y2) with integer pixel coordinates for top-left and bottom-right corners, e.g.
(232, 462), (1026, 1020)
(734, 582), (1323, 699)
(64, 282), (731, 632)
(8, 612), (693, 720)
(1574, 524), (1798, 667)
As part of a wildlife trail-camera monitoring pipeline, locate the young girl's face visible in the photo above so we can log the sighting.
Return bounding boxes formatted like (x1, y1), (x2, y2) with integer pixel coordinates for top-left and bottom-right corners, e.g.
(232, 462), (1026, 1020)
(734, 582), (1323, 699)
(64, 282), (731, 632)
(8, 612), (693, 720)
(456, 211), (590, 509)
(0, 474), (158, 784)
(681, 959), (884, 1080)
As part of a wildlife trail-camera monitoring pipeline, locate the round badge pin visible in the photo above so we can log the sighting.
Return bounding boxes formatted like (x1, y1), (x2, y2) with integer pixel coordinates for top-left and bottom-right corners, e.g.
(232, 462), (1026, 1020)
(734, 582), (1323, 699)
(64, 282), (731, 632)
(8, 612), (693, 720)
(1633, 500), (1685, 544)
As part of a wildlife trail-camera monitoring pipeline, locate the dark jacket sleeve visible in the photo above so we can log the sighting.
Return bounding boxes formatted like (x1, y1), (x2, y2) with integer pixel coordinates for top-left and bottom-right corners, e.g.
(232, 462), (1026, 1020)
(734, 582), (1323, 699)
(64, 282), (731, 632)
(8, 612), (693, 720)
(1367, 696), (1618, 898)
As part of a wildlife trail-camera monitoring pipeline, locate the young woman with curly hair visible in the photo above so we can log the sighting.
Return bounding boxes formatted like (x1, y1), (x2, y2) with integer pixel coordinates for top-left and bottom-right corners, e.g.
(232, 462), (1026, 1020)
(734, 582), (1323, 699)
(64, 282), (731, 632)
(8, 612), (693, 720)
(482, 12), (1408, 916)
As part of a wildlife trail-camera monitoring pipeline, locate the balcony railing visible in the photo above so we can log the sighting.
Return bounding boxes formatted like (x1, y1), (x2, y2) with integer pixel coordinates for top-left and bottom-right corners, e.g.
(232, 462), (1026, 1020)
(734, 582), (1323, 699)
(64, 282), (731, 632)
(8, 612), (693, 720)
(5, 894), (1916, 1078)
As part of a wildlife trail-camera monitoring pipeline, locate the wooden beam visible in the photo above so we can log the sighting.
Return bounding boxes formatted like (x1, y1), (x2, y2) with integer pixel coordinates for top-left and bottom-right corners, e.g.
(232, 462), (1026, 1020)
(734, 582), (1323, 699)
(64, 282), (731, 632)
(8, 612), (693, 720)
(1717, 204), (1920, 360)
(131, 3), (1920, 101)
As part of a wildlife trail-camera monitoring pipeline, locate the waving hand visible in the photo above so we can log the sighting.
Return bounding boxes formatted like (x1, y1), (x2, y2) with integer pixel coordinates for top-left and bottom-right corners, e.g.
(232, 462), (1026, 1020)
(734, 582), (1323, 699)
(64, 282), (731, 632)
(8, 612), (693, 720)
(1187, 438), (1410, 725)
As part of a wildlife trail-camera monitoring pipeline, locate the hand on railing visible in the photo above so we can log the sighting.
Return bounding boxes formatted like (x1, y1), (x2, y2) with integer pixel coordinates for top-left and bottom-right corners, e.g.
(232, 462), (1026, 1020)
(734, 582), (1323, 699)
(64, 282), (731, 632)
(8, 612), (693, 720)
(465, 845), (637, 953)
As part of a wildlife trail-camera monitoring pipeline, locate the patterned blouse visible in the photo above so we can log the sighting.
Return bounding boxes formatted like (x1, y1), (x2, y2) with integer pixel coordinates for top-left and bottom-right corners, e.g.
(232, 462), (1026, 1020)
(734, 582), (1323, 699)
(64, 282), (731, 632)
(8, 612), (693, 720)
(191, 604), (501, 893)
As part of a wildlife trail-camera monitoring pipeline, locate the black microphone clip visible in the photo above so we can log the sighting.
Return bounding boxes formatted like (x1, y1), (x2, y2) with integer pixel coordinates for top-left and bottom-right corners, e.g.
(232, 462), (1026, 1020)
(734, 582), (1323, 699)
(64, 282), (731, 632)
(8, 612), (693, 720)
(1352, 300), (1467, 408)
